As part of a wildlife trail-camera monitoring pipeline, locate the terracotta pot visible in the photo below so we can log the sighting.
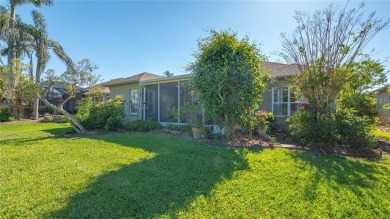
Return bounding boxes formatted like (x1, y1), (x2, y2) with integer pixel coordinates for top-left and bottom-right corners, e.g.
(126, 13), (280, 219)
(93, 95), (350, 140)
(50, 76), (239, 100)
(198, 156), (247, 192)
(192, 127), (202, 139)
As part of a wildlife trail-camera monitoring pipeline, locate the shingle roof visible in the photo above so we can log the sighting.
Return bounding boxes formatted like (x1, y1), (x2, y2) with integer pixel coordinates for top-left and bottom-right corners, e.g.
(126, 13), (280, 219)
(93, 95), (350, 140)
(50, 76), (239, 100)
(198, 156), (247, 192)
(39, 80), (86, 94)
(100, 72), (163, 86)
(369, 85), (389, 94)
(40, 80), (68, 89)
(262, 62), (299, 78)
(101, 62), (297, 87)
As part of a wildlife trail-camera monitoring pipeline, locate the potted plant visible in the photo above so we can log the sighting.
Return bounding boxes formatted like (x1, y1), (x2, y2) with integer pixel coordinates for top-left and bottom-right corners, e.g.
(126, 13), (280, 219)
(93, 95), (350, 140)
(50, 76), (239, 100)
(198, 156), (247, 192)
(255, 109), (274, 137)
(182, 101), (203, 139)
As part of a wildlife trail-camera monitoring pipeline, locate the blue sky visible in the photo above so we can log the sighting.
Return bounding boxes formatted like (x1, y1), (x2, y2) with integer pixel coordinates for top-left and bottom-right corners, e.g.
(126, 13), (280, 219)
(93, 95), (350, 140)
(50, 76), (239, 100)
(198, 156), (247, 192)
(12, 0), (390, 82)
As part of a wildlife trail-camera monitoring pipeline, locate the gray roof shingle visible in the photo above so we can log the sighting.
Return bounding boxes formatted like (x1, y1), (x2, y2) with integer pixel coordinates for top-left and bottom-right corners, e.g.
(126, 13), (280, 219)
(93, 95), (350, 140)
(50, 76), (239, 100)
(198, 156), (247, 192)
(262, 62), (299, 78)
(100, 72), (164, 86)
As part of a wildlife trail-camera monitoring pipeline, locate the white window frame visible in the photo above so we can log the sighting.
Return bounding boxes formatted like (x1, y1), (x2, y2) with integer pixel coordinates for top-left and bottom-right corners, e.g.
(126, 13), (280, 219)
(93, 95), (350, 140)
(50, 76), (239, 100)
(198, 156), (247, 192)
(272, 86), (305, 117)
(129, 89), (139, 115)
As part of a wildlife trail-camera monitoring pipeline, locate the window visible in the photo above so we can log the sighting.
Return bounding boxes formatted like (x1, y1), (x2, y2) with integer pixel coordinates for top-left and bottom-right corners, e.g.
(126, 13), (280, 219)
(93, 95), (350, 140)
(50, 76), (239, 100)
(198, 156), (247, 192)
(272, 86), (305, 116)
(130, 89), (139, 114)
(92, 96), (98, 103)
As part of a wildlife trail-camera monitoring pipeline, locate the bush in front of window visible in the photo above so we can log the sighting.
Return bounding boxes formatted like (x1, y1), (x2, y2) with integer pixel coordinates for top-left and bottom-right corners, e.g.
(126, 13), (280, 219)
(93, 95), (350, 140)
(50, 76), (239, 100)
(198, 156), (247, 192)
(75, 95), (126, 131)
(126, 120), (162, 132)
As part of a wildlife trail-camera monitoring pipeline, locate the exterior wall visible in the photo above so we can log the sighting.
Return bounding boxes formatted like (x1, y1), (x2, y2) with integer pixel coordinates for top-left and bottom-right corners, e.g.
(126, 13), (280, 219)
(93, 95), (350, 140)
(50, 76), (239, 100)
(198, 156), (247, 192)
(109, 82), (142, 123)
(107, 76), (297, 128)
(375, 90), (390, 125)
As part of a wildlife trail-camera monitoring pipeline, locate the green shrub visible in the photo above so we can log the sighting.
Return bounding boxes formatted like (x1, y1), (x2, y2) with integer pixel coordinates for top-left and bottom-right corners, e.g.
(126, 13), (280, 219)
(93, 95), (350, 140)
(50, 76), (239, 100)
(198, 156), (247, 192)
(287, 110), (339, 147)
(75, 98), (95, 129)
(336, 113), (377, 151)
(0, 108), (12, 122)
(166, 124), (193, 135)
(42, 115), (54, 123)
(102, 96), (126, 131)
(75, 96), (126, 131)
(287, 106), (377, 152)
(53, 115), (67, 123)
(38, 106), (54, 115)
(126, 120), (162, 132)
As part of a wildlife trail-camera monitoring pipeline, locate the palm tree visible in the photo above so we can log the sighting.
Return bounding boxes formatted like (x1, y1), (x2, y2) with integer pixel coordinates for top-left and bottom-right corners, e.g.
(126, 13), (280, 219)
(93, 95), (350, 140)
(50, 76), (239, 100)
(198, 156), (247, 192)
(6, 0), (53, 62)
(1, 9), (74, 119)
(22, 10), (75, 119)
(0, 0), (52, 93)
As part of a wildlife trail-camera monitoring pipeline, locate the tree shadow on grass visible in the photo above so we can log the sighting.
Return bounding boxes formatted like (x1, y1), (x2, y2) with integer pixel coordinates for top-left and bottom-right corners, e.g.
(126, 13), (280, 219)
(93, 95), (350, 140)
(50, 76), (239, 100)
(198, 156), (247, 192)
(0, 127), (72, 147)
(41, 127), (74, 137)
(48, 134), (249, 218)
(289, 151), (389, 206)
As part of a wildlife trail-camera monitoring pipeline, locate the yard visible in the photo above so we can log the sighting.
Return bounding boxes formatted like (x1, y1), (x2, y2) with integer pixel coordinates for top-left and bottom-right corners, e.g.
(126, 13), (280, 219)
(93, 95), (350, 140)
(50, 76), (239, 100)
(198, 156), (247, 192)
(0, 122), (389, 218)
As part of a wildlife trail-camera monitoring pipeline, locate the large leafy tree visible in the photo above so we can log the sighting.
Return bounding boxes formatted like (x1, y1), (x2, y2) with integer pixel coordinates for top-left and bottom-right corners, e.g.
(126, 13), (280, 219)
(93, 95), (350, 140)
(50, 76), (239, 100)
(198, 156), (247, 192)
(0, 59), (36, 119)
(280, 1), (389, 117)
(40, 59), (99, 134)
(337, 58), (388, 118)
(189, 30), (270, 139)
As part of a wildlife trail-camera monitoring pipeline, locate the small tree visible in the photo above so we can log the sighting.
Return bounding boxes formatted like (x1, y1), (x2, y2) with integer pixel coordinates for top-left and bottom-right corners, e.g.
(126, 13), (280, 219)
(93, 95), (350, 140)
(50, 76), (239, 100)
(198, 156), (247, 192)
(280, 1), (389, 116)
(0, 59), (36, 119)
(337, 58), (388, 119)
(39, 59), (99, 134)
(188, 30), (270, 140)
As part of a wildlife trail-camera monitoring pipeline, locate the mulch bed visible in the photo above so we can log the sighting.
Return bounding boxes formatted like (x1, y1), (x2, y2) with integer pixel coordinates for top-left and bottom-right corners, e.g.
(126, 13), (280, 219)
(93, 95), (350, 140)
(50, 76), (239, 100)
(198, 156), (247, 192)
(61, 127), (386, 158)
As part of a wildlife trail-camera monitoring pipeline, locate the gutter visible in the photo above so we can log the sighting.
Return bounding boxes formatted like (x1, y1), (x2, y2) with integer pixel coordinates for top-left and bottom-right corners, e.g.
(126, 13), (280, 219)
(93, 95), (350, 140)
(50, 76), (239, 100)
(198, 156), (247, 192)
(140, 74), (192, 85)
(100, 79), (140, 87)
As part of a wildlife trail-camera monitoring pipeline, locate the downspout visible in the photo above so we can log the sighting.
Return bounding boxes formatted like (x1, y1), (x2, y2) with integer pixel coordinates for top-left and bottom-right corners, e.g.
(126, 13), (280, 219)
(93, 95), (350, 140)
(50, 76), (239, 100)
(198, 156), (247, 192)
(139, 80), (145, 121)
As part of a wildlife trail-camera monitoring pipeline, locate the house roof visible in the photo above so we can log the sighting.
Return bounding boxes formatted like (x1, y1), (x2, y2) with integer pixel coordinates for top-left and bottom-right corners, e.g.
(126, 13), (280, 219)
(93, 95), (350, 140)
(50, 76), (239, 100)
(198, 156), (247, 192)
(40, 80), (68, 89)
(101, 62), (298, 87)
(39, 80), (87, 94)
(85, 84), (110, 95)
(100, 72), (164, 86)
(262, 62), (299, 78)
(370, 85), (389, 94)
(141, 74), (192, 85)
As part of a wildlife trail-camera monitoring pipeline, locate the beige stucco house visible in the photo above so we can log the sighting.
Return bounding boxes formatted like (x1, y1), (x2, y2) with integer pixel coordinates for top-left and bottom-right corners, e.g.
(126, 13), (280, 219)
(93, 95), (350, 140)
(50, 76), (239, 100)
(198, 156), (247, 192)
(100, 62), (302, 125)
(372, 85), (390, 125)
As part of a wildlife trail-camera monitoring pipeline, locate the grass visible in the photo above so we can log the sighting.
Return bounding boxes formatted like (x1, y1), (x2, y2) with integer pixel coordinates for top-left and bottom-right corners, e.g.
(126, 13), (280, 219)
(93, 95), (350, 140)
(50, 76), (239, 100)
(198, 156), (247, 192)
(1, 122), (389, 218)
(373, 128), (390, 141)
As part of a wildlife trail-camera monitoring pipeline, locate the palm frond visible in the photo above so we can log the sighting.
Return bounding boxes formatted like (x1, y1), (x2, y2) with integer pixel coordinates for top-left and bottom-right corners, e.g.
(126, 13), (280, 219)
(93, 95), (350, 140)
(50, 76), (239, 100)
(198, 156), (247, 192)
(31, 10), (46, 34)
(48, 39), (76, 72)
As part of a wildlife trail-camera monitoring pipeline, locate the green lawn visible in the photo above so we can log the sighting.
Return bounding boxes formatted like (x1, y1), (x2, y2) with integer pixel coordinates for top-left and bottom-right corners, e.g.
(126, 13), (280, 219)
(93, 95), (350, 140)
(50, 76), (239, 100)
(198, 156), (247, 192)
(1, 122), (389, 218)
(373, 128), (390, 141)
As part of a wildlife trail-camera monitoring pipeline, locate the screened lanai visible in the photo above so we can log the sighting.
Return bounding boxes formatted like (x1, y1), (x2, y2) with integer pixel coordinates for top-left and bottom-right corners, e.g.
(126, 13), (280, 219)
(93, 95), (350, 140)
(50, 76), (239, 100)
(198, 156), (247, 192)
(141, 75), (195, 124)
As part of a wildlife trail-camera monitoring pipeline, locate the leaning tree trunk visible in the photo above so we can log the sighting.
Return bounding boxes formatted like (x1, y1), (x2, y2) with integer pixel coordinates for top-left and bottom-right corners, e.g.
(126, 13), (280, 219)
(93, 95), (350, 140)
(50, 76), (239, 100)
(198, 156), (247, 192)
(39, 95), (86, 134)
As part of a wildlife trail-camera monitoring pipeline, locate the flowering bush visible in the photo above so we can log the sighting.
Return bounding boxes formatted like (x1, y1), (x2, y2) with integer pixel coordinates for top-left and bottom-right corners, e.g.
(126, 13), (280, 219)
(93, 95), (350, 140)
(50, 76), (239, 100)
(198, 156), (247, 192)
(255, 109), (274, 125)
